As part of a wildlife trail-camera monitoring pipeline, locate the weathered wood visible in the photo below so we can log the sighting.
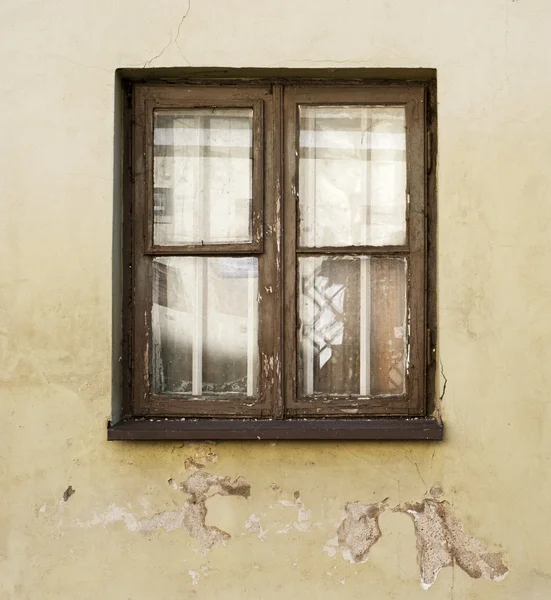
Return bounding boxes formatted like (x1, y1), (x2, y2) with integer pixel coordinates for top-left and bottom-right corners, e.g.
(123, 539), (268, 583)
(121, 73), (438, 435)
(296, 246), (409, 255)
(404, 87), (427, 415)
(121, 79), (134, 419)
(425, 78), (438, 416)
(108, 417), (444, 441)
(283, 85), (428, 417)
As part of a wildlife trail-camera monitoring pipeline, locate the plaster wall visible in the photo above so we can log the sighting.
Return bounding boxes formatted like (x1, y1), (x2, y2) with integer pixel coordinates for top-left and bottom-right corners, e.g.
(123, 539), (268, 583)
(1, 0), (550, 598)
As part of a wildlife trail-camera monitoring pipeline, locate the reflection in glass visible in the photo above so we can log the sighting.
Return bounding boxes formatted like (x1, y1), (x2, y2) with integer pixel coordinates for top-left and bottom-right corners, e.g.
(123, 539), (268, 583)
(299, 106), (406, 247)
(152, 257), (258, 396)
(153, 108), (253, 245)
(299, 256), (407, 396)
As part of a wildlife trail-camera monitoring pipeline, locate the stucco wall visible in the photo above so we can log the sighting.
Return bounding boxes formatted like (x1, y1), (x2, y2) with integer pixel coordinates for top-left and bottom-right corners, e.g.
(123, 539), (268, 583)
(1, 0), (551, 598)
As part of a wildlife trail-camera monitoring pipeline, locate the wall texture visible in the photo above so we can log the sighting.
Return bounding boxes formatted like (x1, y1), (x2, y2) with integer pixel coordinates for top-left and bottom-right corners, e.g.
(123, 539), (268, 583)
(1, 0), (551, 598)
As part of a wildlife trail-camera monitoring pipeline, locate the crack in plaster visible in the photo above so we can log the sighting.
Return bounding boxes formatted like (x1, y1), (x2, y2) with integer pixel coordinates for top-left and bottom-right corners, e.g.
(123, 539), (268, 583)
(439, 360), (448, 402)
(142, 0), (192, 68)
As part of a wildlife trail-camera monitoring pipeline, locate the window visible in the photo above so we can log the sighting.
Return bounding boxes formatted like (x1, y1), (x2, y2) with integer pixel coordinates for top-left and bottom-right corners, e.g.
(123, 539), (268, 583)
(110, 69), (439, 441)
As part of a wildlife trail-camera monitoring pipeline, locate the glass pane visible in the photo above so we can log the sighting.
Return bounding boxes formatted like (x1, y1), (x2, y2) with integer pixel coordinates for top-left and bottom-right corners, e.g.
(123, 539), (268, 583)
(299, 256), (406, 396)
(298, 106), (406, 247)
(153, 108), (253, 245)
(152, 257), (258, 396)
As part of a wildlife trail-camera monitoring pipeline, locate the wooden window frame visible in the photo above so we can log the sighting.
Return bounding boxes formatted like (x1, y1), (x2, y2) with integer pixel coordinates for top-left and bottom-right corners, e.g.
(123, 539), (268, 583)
(109, 69), (440, 441)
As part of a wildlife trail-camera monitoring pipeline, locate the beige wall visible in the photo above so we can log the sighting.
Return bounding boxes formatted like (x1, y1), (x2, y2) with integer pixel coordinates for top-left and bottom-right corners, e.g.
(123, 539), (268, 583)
(1, 0), (551, 598)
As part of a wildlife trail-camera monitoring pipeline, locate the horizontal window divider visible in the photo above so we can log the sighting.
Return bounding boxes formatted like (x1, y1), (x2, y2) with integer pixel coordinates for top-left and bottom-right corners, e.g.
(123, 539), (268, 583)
(296, 245), (409, 255)
(144, 395), (271, 418)
(108, 417), (443, 441)
(294, 393), (408, 403)
(286, 406), (413, 418)
(144, 243), (264, 255)
(140, 86), (272, 105)
(151, 101), (258, 110)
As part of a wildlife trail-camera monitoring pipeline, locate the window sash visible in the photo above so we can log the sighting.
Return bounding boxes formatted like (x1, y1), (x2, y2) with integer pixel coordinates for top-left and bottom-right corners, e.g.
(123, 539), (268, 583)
(283, 86), (426, 416)
(130, 85), (280, 417)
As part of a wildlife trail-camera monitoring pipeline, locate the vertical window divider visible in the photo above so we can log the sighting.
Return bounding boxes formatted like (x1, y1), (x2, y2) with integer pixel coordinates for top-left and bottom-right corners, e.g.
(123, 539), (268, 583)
(359, 110), (372, 397)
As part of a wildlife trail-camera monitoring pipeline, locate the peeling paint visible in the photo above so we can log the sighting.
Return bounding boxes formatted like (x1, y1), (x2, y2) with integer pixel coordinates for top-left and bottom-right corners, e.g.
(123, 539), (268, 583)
(79, 471), (250, 555)
(184, 458), (205, 471)
(189, 565), (209, 586)
(179, 471), (250, 502)
(271, 486), (314, 533)
(62, 486), (75, 502)
(395, 497), (508, 589)
(185, 446), (218, 469)
(79, 504), (187, 534)
(337, 500), (387, 564)
(245, 513), (268, 541)
(322, 536), (339, 558)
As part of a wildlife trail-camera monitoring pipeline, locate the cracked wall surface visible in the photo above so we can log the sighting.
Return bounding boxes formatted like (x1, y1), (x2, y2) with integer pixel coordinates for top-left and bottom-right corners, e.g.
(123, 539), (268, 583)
(2, 0), (551, 598)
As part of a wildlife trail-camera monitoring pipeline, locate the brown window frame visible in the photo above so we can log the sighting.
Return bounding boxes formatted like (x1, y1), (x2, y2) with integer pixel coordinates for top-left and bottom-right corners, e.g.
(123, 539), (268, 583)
(109, 69), (440, 441)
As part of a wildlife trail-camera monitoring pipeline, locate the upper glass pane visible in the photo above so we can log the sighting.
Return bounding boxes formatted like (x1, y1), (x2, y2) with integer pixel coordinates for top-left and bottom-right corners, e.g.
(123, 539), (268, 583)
(298, 105), (407, 247)
(153, 108), (253, 245)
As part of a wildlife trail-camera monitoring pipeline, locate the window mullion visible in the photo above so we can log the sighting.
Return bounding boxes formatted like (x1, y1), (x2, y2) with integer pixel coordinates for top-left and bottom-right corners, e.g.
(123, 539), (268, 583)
(359, 109), (372, 396)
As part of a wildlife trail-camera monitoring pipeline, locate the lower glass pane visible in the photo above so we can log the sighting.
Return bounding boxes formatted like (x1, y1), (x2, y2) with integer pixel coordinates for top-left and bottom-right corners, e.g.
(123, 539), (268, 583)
(298, 256), (407, 396)
(152, 257), (258, 396)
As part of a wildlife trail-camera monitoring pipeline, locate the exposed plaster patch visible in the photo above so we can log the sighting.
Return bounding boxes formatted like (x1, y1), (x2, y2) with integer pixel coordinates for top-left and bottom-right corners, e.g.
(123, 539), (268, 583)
(182, 500), (229, 552)
(245, 513), (268, 541)
(337, 500), (387, 563)
(395, 497), (508, 589)
(62, 486), (75, 502)
(176, 471), (251, 553)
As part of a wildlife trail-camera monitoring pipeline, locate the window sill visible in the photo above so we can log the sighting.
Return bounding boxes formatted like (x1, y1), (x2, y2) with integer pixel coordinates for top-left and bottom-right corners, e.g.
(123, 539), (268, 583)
(107, 417), (443, 441)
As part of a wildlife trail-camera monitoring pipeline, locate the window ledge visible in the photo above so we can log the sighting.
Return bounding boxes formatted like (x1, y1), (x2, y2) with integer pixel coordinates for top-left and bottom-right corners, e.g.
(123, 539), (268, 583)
(107, 417), (443, 441)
